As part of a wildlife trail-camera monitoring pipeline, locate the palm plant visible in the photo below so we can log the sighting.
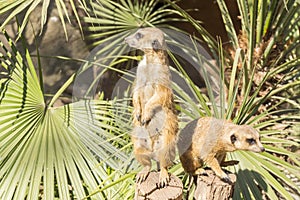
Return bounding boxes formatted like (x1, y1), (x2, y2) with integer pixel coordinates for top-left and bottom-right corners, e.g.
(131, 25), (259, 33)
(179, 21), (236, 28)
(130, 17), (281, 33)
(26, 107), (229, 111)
(0, 28), (138, 199)
(167, 0), (300, 199)
(0, 0), (299, 200)
(0, 0), (89, 40)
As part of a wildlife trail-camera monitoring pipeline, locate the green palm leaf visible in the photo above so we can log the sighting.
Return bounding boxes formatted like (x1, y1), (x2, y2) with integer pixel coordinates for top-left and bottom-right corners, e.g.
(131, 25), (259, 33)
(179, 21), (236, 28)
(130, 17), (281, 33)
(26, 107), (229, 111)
(0, 29), (136, 199)
(0, 0), (87, 40)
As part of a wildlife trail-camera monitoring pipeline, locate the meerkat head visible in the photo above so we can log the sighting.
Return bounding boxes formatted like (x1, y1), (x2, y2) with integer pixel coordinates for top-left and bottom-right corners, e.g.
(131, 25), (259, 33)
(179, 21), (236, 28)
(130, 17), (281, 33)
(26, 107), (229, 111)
(124, 27), (166, 51)
(229, 125), (265, 153)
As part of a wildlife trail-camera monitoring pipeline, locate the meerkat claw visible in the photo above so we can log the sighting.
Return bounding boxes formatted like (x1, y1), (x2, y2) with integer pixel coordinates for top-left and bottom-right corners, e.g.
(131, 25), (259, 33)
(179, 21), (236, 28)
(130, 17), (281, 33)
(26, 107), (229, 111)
(221, 175), (232, 184)
(136, 114), (141, 122)
(158, 179), (168, 188)
(136, 171), (149, 183)
(158, 169), (170, 188)
(158, 176), (169, 188)
(136, 166), (151, 183)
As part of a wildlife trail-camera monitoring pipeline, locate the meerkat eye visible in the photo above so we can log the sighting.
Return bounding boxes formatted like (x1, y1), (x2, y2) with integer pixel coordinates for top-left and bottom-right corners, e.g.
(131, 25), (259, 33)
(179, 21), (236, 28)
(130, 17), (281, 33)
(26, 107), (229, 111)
(246, 138), (256, 145)
(135, 32), (143, 40)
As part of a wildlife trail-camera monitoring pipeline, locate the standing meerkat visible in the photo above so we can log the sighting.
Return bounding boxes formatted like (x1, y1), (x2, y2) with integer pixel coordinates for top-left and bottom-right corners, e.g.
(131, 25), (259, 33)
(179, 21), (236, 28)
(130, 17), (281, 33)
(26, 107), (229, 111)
(125, 27), (178, 187)
(177, 117), (265, 183)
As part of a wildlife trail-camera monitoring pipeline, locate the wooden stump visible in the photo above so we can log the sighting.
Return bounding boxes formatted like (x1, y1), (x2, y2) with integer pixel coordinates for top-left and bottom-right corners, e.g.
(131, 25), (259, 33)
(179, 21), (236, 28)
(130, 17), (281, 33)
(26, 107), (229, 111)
(135, 172), (183, 200)
(194, 170), (236, 200)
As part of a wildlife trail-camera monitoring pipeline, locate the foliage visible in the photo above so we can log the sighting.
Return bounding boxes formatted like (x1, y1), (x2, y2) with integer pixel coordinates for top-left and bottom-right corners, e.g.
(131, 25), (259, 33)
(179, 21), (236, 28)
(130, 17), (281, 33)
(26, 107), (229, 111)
(0, 29), (137, 199)
(0, 0), (299, 199)
(83, 0), (184, 46)
(169, 0), (300, 199)
(0, 0), (89, 40)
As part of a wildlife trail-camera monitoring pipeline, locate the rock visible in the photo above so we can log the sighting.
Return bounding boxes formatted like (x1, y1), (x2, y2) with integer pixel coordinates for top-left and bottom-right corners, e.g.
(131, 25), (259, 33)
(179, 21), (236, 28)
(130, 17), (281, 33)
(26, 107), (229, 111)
(194, 169), (236, 200)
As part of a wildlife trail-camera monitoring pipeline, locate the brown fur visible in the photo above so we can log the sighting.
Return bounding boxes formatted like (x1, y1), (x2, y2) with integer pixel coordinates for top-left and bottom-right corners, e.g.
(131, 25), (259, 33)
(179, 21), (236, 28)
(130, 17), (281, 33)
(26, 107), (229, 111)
(177, 117), (265, 182)
(125, 28), (178, 187)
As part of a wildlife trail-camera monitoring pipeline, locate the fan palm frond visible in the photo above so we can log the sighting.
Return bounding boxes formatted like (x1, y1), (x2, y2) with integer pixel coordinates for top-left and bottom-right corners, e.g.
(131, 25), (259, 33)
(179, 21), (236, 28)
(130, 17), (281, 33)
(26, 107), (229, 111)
(0, 0), (89, 40)
(0, 29), (135, 199)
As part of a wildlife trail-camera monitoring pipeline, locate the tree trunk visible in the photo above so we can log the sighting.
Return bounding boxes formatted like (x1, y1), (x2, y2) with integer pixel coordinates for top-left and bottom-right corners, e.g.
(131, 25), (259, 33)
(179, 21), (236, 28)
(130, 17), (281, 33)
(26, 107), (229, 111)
(194, 169), (236, 200)
(135, 172), (183, 200)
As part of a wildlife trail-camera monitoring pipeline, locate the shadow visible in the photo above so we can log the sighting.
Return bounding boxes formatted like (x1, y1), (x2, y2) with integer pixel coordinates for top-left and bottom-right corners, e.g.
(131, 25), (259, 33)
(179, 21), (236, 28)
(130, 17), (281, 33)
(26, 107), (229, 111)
(234, 169), (267, 200)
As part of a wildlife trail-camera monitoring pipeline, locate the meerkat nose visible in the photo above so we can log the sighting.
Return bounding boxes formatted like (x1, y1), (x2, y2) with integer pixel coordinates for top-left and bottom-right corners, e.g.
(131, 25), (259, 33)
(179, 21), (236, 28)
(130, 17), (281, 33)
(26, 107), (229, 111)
(260, 147), (265, 152)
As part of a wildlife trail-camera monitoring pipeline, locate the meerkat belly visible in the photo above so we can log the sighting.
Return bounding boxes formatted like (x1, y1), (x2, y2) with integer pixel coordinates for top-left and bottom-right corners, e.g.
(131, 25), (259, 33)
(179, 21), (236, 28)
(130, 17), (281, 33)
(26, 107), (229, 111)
(132, 128), (164, 161)
(150, 135), (164, 161)
(143, 84), (155, 102)
(132, 126), (159, 151)
(194, 133), (219, 161)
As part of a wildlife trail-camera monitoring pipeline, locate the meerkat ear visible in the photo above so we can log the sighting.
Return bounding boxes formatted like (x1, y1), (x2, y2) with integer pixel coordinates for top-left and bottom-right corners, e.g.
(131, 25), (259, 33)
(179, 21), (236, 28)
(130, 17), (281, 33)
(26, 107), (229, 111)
(152, 39), (162, 50)
(230, 134), (237, 144)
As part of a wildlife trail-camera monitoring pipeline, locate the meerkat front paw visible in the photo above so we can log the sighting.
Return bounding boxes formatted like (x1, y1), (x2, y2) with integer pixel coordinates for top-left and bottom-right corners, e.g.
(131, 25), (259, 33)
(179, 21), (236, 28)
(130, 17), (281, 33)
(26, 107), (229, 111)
(141, 111), (153, 126)
(194, 168), (208, 176)
(133, 109), (142, 123)
(136, 113), (141, 123)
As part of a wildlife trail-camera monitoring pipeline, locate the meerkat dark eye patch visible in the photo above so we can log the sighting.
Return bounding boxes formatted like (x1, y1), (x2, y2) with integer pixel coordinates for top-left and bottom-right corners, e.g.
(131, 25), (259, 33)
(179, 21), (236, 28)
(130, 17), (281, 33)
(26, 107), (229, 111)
(152, 39), (161, 50)
(246, 138), (256, 145)
(135, 32), (143, 40)
(230, 134), (237, 144)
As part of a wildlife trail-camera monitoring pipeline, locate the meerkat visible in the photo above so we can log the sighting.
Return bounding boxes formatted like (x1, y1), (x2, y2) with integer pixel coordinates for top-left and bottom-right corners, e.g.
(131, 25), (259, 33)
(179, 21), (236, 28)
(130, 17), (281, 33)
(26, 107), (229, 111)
(177, 117), (265, 183)
(125, 27), (178, 187)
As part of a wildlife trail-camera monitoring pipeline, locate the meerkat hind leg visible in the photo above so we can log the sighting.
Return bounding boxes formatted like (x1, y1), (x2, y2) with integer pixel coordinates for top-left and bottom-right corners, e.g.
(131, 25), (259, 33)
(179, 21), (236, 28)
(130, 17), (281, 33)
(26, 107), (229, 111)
(134, 148), (152, 183)
(156, 161), (170, 187)
(157, 155), (171, 188)
(135, 154), (151, 183)
(157, 143), (174, 187)
(158, 167), (170, 188)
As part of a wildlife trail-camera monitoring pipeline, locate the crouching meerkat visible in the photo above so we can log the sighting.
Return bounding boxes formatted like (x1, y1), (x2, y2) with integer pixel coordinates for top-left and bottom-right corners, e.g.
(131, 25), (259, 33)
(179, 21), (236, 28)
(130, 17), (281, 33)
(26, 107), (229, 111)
(177, 117), (265, 183)
(125, 28), (178, 187)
